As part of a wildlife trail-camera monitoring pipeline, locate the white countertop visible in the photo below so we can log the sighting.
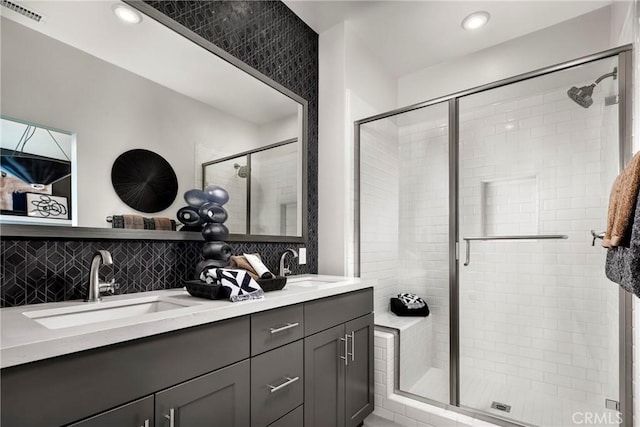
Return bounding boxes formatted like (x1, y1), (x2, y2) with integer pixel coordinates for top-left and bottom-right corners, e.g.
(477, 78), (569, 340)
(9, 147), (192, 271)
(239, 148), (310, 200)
(0, 275), (370, 369)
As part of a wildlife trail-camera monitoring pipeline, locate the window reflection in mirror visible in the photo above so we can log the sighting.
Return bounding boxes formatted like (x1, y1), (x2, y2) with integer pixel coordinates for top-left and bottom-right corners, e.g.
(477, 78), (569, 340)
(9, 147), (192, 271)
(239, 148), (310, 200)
(0, 1), (307, 241)
(0, 117), (77, 226)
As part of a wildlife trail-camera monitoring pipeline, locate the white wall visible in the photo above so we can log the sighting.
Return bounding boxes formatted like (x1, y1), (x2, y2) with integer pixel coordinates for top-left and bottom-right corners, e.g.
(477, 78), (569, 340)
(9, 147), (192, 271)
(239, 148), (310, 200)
(1, 17), (265, 228)
(398, 7), (614, 107)
(318, 23), (348, 276)
(318, 22), (397, 278)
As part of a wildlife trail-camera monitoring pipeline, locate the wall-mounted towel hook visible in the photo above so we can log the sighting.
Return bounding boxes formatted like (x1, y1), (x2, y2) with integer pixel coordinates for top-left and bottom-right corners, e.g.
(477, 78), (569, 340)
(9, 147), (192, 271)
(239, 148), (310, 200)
(591, 230), (605, 246)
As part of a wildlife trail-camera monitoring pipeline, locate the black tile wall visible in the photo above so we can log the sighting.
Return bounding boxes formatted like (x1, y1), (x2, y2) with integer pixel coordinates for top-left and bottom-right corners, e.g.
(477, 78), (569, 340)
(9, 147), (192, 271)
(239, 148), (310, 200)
(0, 1), (318, 307)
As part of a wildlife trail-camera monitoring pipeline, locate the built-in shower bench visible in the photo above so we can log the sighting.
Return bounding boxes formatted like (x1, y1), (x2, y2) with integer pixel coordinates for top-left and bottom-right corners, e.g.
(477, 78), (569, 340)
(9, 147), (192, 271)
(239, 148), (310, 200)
(374, 311), (433, 392)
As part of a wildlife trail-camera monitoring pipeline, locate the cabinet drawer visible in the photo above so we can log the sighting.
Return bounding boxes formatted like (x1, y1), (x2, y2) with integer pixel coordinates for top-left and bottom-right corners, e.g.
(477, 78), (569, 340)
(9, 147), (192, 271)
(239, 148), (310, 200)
(305, 288), (373, 336)
(251, 304), (303, 356)
(251, 340), (304, 427)
(269, 406), (303, 427)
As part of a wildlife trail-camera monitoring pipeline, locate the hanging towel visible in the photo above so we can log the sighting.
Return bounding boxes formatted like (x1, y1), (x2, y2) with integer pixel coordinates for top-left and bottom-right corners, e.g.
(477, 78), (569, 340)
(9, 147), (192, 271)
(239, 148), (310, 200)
(123, 214), (145, 229)
(605, 183), (640, 298)
(397, 293), (426, 309)
(200, 268), (264, 302)
(153, 217), (176, 231)
(603, 151), (640, 248)
(110, 215), (176, 230)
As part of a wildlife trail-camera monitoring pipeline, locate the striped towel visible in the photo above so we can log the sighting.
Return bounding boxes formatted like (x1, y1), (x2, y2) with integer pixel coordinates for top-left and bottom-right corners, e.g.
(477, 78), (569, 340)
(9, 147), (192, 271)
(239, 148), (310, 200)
(200, 268), (264, 302)
(397, 293), (426, 309)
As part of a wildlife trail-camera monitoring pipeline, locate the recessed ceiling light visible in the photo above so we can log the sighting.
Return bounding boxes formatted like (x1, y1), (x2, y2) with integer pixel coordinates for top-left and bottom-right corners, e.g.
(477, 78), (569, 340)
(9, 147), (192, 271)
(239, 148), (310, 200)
(462, 11), (490, 31)
(113, 4), (142, 24)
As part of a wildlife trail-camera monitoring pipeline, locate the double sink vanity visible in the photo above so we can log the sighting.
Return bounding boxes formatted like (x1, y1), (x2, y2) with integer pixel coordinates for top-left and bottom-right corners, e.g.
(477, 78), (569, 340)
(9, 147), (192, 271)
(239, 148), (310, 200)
(1, 275), (374, 427)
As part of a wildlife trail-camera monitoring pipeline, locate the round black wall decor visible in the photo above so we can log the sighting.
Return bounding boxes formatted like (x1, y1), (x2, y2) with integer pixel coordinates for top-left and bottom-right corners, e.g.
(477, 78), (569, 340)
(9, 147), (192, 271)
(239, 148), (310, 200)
(111, 149), (178, 213)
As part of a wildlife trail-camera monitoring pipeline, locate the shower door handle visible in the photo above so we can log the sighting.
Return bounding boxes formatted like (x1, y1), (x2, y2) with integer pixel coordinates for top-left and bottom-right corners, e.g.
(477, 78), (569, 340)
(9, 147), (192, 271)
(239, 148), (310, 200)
(462, 235), (568, 266)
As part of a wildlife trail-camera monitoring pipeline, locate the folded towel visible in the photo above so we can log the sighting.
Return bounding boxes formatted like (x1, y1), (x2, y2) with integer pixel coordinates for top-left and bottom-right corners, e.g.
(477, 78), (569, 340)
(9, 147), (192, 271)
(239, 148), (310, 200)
(244, 253), (274, 279)
(397, 293), (426, 309)
(605, 181), (640, 297)
(229, 255), (260, 280)
(200, 268), (264, 302)
(603, 151), (640, 248)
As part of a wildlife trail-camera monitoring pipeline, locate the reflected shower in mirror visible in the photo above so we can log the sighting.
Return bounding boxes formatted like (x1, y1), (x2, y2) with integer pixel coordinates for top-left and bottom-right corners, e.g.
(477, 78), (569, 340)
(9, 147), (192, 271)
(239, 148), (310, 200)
(0, 1), (307, 241)
(202, 138), (301, 237)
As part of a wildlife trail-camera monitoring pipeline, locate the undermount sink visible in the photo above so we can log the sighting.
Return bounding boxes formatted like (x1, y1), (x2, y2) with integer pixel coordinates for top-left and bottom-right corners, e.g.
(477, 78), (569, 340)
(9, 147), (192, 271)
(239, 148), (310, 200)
(23, 297), (191, 330)
(286, 276), (342, 288)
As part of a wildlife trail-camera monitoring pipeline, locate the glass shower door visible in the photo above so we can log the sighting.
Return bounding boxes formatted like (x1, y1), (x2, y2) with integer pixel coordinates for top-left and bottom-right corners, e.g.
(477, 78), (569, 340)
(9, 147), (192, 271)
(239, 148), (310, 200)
(457, 57), (621, 426)
(359, 101), (451, 405)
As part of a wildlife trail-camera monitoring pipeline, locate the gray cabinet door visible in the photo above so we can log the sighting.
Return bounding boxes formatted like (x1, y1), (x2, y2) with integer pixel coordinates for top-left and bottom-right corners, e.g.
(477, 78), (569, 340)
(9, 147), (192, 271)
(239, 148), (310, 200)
(69, 396), (153, 427)
(155, 360), (250, 427)
(304, 324), (346, 427)
(345, 314), (374, 427)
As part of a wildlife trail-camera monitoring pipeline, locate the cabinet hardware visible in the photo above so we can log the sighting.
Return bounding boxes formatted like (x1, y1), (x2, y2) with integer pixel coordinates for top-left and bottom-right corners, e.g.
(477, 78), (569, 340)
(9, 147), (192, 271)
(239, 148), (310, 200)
(142, 420), (150, 427)
(164, 408), (175, 427)
(268, 376), (300, 393)
(269, 322), (300, 334)
(340, 336), (348, 365)
(348, 331), (355, 361)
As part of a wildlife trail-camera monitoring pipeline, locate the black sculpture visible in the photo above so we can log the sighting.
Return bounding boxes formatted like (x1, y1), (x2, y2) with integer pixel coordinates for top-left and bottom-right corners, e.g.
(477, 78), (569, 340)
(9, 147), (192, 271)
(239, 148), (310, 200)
(176, 185), (231, 278)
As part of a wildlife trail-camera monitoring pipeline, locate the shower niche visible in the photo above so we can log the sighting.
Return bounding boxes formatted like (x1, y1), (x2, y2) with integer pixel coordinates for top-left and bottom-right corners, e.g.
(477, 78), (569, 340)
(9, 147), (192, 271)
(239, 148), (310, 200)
(480, 175), (539, 236)
(201, 138), (300, 237)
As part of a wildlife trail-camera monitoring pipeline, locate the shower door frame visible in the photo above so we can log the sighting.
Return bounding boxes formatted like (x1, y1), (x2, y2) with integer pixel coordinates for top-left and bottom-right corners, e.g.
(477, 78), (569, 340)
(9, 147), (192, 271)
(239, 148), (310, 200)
(354, 45), (634, 427)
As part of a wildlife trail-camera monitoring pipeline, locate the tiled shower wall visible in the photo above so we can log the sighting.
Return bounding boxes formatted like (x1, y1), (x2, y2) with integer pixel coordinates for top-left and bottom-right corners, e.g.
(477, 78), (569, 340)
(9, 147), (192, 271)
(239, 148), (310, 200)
(0, 1), (319, 307)
(398, 110), (450, 374)
(360, 118), (400, 314)
(457, 80), (620, 407)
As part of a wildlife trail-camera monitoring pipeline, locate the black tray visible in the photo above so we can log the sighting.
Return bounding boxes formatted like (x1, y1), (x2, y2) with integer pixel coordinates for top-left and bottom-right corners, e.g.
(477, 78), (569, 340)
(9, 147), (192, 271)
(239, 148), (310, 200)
(184, 280), (227, 300)
(257, 276), (287, 292)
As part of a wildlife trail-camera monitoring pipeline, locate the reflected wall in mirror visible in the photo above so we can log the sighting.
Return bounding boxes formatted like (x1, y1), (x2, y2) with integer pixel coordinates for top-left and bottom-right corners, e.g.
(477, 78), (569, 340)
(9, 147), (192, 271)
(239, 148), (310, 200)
(203, 138), (302, 237)
(0, 0), (307, 240)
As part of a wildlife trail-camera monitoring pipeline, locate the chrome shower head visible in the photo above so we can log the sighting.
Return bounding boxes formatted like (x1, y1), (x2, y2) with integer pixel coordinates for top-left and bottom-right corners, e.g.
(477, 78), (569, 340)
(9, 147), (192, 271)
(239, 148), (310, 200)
(567, 67), (617, 109)
(567, 84), (595, 109)
(234, 163), (249, 178)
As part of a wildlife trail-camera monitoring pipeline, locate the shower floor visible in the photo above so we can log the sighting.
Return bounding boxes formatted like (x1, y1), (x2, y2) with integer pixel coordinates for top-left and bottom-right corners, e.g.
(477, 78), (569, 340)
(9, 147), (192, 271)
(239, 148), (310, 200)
(407, 368), (619, 427)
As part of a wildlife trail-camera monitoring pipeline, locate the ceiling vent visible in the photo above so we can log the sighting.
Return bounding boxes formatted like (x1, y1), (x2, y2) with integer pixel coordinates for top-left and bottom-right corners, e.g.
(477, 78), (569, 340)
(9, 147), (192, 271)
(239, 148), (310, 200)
(1, 0), (43, 22)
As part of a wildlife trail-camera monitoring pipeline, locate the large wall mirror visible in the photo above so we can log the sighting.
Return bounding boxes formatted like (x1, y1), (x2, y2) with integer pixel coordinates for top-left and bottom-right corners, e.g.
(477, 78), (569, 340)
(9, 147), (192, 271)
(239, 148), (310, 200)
(0, 0), (307, 242)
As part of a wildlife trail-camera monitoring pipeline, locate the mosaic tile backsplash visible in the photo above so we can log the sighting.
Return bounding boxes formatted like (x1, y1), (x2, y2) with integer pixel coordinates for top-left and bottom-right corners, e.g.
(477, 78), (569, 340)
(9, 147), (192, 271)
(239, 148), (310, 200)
(0, 239), (308, 307)
(1, 1), (318, 307)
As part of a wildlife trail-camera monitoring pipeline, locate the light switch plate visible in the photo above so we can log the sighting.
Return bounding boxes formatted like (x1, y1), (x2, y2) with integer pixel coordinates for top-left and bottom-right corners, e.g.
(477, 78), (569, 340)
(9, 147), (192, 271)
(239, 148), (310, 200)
(298, 248), (306, 264)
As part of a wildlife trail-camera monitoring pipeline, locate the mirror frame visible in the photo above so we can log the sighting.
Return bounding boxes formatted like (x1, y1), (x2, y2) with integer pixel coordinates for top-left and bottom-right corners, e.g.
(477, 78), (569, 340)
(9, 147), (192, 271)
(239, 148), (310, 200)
(0, 0), (308, 243)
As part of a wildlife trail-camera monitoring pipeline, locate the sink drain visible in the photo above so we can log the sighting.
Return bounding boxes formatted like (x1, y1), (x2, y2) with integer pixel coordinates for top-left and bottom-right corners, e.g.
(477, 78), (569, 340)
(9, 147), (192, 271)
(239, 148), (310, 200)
(491, 401), (511, 413)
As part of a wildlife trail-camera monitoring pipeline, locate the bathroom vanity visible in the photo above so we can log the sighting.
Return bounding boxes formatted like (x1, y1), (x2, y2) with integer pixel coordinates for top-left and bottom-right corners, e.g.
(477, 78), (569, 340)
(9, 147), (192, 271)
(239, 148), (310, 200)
(0, 276), (373, 427)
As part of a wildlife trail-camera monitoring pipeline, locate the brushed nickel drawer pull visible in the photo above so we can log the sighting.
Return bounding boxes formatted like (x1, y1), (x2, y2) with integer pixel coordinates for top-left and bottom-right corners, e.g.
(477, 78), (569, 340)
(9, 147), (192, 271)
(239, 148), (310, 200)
(268, 376), (300, 393)
(340, 336), (348, 366)
(348, 331), (355, 361)
(164, 408), (175, 427)
(269, 322), (300, 334)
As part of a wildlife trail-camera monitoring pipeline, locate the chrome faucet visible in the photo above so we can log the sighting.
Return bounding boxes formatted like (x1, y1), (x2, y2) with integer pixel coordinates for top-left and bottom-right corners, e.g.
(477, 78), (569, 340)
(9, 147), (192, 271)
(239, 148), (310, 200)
(86, 250), (117, 302)
(279, 248), (298, 276)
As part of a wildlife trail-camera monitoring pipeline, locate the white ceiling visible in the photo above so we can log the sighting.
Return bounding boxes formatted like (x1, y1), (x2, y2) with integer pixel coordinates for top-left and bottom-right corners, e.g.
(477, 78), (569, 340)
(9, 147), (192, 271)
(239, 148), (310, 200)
(284, 0), (612, 77)
(2, 1), (299, 125)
